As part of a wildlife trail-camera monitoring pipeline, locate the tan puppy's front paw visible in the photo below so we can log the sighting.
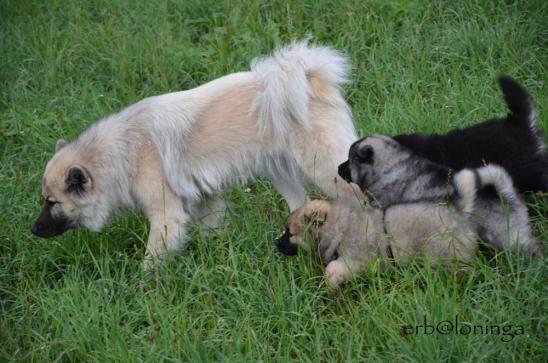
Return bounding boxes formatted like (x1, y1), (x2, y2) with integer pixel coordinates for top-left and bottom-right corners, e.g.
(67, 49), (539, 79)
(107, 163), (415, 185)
(325, 260), (350, 287)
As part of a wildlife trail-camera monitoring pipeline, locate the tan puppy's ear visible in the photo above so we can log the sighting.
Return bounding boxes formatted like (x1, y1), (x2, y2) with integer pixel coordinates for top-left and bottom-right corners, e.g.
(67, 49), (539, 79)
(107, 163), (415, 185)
(303, 200), (330, 225)
(55, 139), (67, 152)
(304, 210), (327, 225)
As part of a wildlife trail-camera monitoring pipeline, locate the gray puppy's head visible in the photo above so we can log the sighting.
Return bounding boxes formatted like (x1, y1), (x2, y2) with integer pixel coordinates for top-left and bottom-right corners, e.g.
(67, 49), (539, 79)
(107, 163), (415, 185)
(31, 139), (103, 238)
(339, 136), (410, 196)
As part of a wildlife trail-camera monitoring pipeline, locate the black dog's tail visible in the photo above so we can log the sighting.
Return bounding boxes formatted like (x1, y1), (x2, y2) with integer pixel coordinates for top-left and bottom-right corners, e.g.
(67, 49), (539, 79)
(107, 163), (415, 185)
(498, 76), (538, 132)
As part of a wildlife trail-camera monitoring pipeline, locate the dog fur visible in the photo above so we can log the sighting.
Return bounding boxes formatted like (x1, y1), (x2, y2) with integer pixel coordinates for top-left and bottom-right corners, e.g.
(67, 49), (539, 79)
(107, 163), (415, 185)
(338, 136), (541, 255)
(277, 199), (478, 287)
(31, 41), (363, 268)
(393, 76), (548, 193)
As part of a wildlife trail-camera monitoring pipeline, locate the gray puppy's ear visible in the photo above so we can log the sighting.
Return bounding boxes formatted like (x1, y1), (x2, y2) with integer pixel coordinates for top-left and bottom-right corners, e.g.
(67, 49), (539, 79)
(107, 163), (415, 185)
(66, 165), (92, 195)
(55, 139), (68, 152)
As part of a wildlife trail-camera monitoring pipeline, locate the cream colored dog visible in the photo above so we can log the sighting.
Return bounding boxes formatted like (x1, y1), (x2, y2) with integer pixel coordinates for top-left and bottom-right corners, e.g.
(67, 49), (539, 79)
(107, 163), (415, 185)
(31, 42), (362, 268)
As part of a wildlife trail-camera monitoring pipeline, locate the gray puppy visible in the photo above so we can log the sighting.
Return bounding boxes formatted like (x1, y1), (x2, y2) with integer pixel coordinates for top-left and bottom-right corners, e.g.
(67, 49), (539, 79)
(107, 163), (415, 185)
(338, 135), (541, 255)
(277, 195), (478, 286)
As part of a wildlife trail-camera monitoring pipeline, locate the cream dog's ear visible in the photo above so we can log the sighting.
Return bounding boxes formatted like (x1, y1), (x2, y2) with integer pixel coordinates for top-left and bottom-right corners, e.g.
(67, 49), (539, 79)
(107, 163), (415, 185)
(55, 139), (67, 152)
(303, 200), (330, 225)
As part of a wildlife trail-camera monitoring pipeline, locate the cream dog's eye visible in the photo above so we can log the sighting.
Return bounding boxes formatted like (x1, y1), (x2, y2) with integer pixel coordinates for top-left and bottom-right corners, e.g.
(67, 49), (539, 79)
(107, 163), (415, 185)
(46, 199), (59, 207)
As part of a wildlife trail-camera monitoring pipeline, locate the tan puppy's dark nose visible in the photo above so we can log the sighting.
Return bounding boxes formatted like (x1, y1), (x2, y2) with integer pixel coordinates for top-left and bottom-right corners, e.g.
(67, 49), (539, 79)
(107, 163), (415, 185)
(276, 227), (298, 256)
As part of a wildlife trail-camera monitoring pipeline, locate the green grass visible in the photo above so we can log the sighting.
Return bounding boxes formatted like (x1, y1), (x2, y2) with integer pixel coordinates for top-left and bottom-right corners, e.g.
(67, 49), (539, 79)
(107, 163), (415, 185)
(1, 0), (547, 361)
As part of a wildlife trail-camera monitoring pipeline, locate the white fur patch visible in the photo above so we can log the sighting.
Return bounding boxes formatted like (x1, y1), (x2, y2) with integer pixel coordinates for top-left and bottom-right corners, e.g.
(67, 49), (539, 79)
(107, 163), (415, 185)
(453, 169), (477, 214)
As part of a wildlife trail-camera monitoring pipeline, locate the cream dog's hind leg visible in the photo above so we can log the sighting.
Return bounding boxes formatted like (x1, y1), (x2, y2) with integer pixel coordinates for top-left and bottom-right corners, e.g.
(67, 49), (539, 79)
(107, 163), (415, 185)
(292, 100), (364, 208)
(189, 194), (229, 230)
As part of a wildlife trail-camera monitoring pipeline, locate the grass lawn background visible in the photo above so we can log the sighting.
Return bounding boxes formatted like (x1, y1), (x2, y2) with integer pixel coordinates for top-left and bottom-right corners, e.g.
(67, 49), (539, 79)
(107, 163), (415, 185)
(1, 0), (546, 361)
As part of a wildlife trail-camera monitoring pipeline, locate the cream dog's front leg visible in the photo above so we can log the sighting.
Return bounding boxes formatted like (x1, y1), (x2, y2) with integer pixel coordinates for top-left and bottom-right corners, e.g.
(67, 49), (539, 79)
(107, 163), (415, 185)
(143, 199), (189, 270)
(135, 172), (189, 270)
(132, 139), (191, 270)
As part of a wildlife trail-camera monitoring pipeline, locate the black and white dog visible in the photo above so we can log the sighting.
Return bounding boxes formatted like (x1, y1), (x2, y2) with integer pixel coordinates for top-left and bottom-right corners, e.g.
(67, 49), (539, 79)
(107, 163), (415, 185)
(387, 76), (547, 193)
(338, 135), (541, 255)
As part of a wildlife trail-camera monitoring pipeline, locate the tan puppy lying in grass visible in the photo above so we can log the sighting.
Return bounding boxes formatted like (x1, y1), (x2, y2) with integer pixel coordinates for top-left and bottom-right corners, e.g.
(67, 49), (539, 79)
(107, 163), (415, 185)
(277, 200), (478, 286)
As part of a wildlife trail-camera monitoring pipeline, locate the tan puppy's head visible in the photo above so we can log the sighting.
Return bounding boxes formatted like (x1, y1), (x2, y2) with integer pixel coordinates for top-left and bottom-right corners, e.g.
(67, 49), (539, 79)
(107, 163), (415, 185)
(276, 200), (331, 256)
(31, 139), (97, 238)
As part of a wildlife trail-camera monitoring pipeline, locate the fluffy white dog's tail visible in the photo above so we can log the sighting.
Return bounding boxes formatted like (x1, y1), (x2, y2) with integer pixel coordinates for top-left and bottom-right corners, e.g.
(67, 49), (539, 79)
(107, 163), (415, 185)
(250, 41), (350, 136)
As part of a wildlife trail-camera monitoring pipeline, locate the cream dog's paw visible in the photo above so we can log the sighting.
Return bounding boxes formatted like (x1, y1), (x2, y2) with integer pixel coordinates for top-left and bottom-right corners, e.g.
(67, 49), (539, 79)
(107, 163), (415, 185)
(143, 255), (159, 272)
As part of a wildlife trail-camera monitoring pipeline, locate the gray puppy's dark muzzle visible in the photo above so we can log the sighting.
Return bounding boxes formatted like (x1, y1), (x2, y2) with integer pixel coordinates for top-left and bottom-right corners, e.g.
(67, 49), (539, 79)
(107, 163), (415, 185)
(338, 160), (352, 183)
(276, 227), (299, 256)
(31, 203), (71, 238)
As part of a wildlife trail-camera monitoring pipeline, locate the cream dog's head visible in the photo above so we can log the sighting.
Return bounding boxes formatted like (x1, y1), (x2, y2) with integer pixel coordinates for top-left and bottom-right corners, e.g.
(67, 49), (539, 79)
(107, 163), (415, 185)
(31, 139), (106, 238)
